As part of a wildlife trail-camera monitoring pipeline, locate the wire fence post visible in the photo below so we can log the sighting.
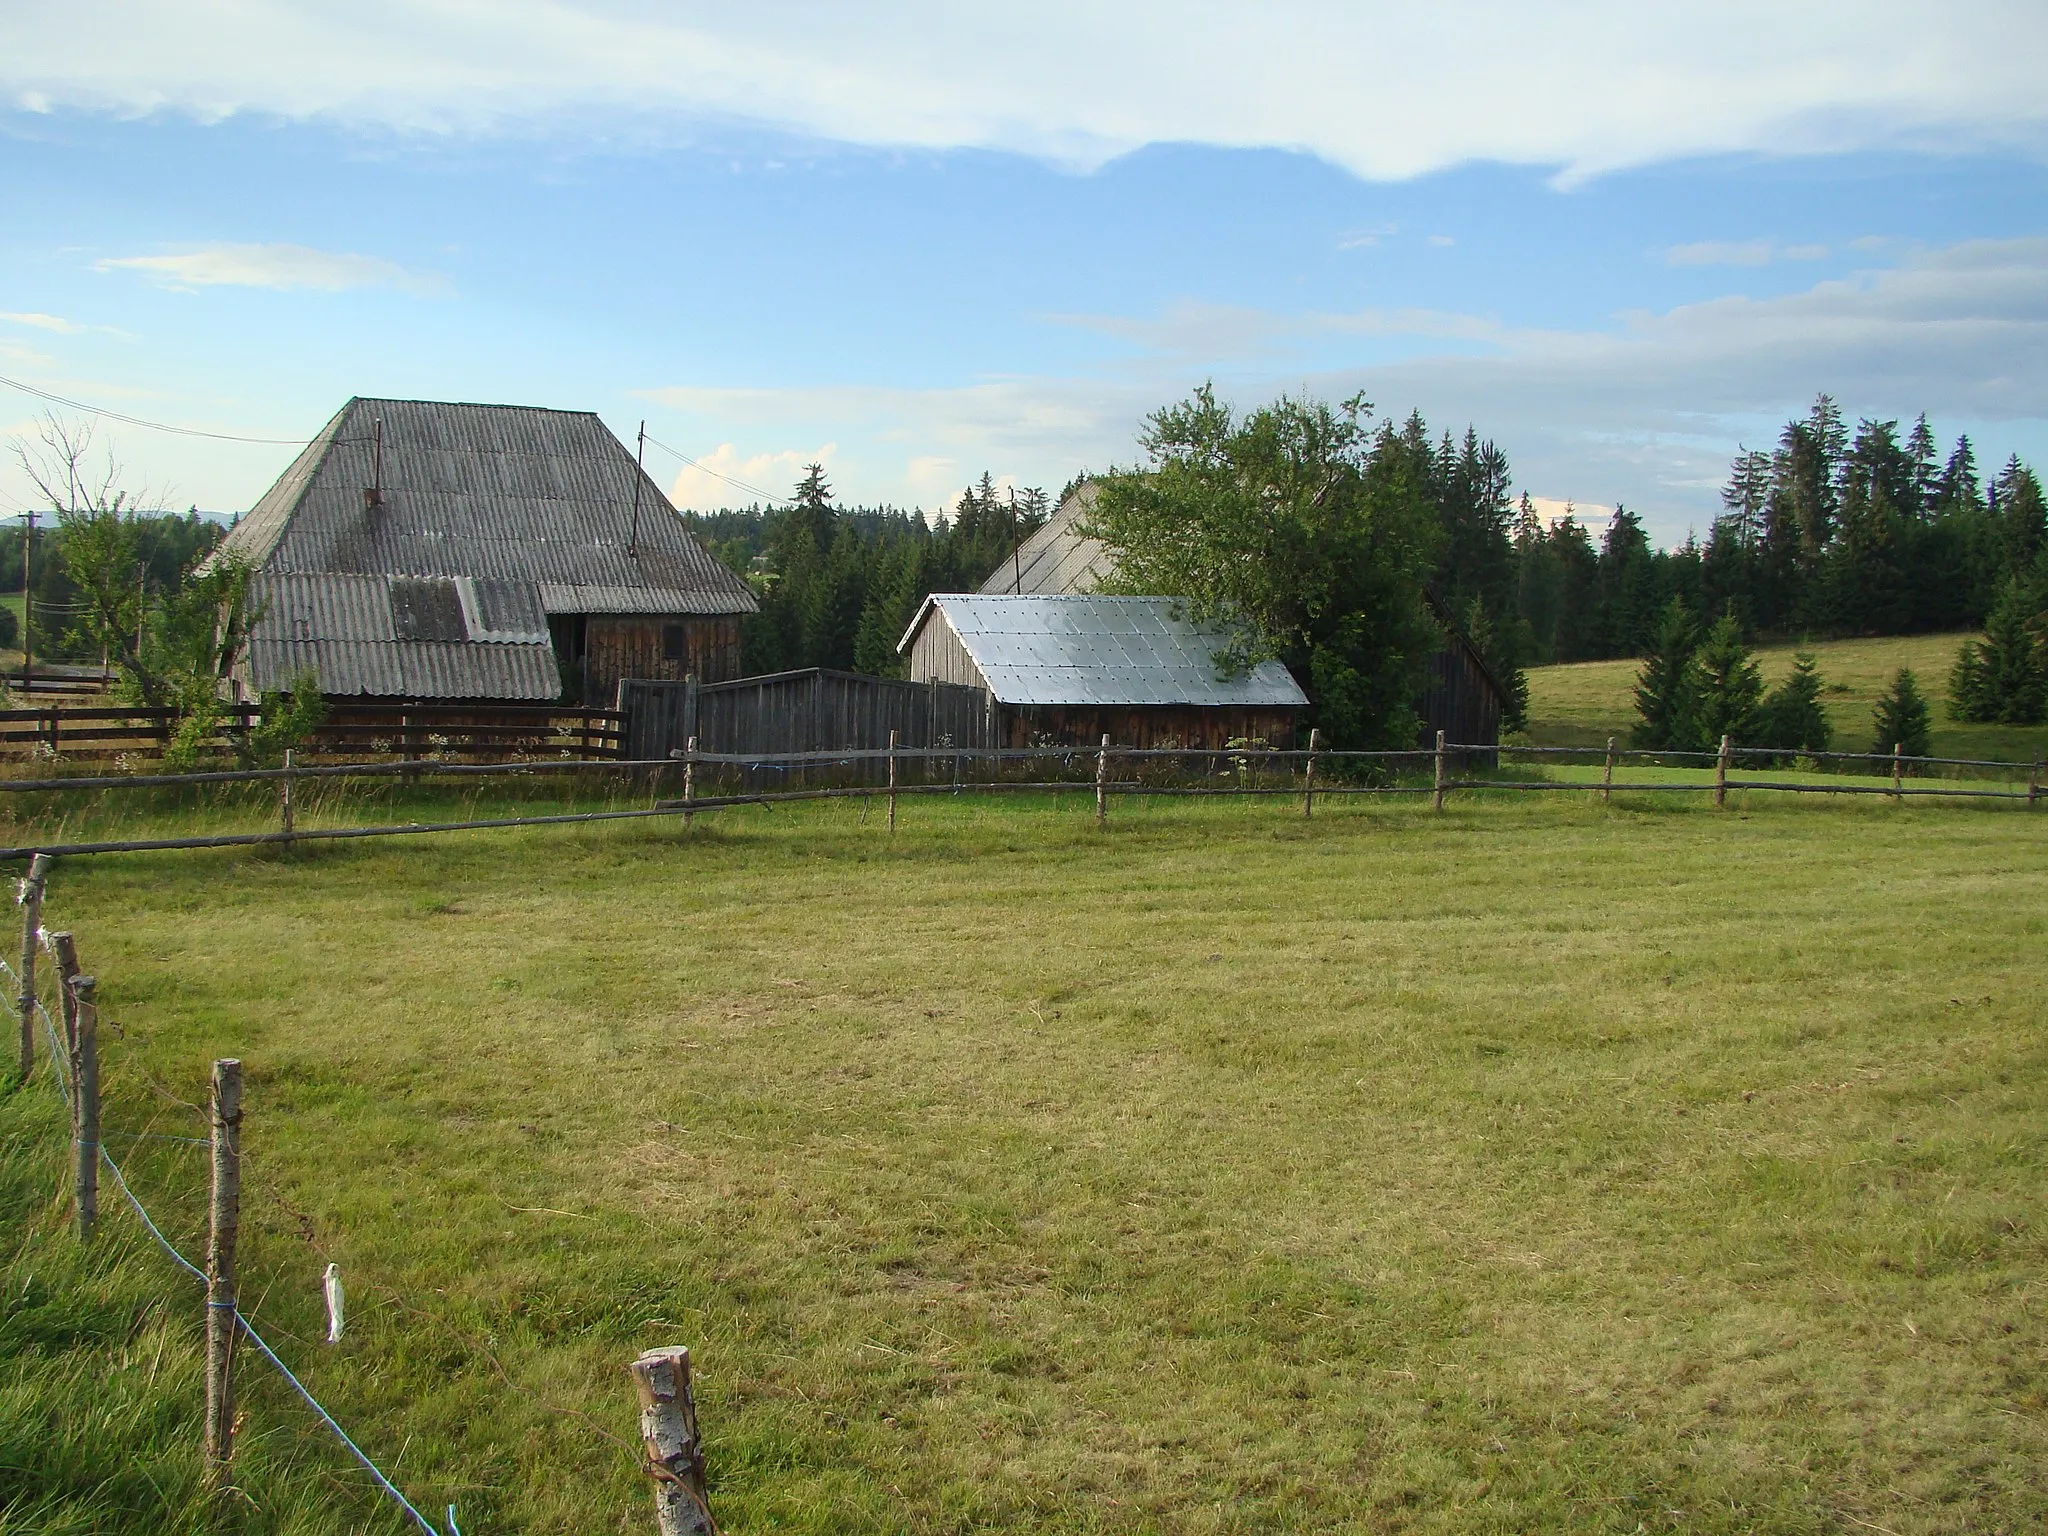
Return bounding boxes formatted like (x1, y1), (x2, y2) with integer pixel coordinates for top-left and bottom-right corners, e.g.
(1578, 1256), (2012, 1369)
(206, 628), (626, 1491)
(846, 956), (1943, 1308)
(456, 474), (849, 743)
(70, 975), (98, 1239)
(1892, 741), (1904, 803)
(1096, 734), (1110, 828)
(683, 736), (697, 827)
(205, 1058), (243, 1494)
(2032, 759), (2042, 809)
(1303, 727), (1319, 819)
(1432, 729), (1447, 813)
(49, 930), (81, 1061)
(629, 1346), (714, 1536)
(280, 748), (295, 843)
(1601, 736), (1615, 805)
(887, 728), (898, 832)
(15, 852), (48, 1084)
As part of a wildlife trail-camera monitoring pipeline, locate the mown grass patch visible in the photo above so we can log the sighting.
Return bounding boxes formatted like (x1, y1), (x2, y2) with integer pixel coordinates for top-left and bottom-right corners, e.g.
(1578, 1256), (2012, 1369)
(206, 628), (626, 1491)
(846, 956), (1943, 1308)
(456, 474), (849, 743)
(3, 791), (2045, 1533)
(1524, 631), (2048, 763)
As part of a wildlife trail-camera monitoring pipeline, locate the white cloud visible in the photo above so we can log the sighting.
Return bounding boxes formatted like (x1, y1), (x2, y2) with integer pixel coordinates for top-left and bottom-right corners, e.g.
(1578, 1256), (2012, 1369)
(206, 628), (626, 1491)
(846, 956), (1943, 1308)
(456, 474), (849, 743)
(0, 311), (80, 333)
(662, 441), (835, 510)
(645, 237), (2048, 537)
(1666, 238), (1830, 267)
(1426, 234), (1455, 248)
(94, 243), (449, 296)
(3, 3), (2045, 182)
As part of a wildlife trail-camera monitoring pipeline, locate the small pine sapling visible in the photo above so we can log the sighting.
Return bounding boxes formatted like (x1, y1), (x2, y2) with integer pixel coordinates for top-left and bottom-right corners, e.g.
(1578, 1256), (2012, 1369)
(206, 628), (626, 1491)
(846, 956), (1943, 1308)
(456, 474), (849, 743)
(1870, 668), (1933, 765)
(1631, 598), (1697, 751)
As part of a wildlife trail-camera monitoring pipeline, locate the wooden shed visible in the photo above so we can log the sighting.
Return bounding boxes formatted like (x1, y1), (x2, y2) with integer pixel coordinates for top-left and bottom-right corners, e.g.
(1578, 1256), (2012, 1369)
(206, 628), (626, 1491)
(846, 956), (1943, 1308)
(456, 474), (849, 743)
(900, 594), (1308, 749)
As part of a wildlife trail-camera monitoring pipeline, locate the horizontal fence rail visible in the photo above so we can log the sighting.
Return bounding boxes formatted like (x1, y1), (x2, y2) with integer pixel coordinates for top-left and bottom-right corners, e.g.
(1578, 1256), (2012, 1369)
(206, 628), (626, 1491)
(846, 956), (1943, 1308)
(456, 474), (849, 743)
(0, 737), (2034, 863)
(0, 702), (624, 762)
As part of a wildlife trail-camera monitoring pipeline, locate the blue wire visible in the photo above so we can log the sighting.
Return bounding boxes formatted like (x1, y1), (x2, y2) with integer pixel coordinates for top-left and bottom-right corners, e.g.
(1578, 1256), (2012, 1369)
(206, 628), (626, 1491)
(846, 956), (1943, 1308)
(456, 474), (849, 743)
(2, 952), (457, 1536)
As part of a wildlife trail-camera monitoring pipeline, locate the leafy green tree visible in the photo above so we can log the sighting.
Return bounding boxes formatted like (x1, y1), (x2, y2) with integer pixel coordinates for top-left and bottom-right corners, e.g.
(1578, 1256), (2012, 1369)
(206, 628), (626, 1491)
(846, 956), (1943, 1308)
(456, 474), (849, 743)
(1686, 611), (1766, 749)
(1751, 651), (1833, 760)
(1870, 668), (1933, 761)
(1949, 571), (2048, 725)
(1085, 385), (1441, 749)
(1630, 598), (1697, 750)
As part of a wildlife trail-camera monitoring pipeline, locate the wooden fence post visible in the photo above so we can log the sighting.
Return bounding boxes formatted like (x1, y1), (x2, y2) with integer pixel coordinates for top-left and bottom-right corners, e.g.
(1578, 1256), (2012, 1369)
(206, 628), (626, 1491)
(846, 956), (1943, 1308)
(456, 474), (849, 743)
(70, 975), (97, 1240)
(1892, 741), (1904, 803)
(1715, 734), (1732, 809)
(1303, 727), (1319, 819)
(204, 1058), (243, 1494)
(683, 736), (697, 826)
(280, 748), (295, 842)
(2031, 759), (2042, 809)
(1432, 729), (1447, 813)
(16, 852), (48, 1085)
(1096, 734), (1110, 828)
(1601, 736), (1615, 805)
(629, 1346), (714, 1536)
(49, 930), (80, 1060)
(887, 728), (898, 833)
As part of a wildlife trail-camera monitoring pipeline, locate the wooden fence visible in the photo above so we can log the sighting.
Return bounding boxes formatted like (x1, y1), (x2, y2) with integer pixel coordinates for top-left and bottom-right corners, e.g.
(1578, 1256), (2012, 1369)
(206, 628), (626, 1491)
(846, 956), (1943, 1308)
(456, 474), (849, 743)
(618, 667), (992, 782)
(0, 702), (623, 762)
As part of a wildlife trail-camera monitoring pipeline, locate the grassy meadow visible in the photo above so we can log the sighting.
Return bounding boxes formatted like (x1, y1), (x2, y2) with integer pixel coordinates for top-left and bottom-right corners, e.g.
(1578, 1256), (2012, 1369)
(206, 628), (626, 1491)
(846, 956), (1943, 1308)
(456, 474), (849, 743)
(1523, 631), (2048, 764)
(2, 785), (2045, 1534)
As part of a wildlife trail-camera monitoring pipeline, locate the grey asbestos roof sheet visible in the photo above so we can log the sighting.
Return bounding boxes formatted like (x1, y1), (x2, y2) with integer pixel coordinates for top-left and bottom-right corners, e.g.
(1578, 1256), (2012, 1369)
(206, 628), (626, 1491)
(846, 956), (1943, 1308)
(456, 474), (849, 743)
(215, 398), (757, 617)
(910, 594), (1308, 708)
(977, 480), (1114, 595)
(242, 572), (559, 699)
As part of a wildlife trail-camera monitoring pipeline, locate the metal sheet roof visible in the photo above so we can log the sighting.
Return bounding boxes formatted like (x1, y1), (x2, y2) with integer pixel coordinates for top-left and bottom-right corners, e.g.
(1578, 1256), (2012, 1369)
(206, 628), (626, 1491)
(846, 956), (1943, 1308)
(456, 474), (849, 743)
(242, 571), (560, 700)
(976, 480), (1113, 595)
(213, 398), (757, 618)
(905, 594), (1308, 708)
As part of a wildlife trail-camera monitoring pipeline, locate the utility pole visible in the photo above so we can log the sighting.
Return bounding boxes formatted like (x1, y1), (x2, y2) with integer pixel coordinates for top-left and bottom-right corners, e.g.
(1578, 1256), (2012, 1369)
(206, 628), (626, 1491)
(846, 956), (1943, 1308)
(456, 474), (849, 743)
(20, 507), (34, 687)
(627, 420), (647, 559)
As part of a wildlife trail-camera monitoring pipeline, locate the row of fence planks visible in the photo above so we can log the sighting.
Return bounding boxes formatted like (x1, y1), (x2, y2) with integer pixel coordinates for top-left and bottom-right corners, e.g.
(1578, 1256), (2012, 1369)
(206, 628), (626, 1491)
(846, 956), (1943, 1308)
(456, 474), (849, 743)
(0, 702), (624, 762)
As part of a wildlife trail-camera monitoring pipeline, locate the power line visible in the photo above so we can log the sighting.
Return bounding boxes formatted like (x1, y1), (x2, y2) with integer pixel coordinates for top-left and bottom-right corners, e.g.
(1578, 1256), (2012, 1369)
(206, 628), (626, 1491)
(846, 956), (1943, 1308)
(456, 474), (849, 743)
(0, 372), (344, 447)
(640, 433), (784, 505)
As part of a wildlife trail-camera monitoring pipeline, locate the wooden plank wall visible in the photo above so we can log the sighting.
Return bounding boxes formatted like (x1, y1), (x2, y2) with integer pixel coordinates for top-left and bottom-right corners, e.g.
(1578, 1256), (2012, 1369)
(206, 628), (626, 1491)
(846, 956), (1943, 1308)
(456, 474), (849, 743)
(1418, 645), (1502, 757)
(619, 668), (993, 780)
(1002, 705), (1299, 750)
(584, 616), (742, 701)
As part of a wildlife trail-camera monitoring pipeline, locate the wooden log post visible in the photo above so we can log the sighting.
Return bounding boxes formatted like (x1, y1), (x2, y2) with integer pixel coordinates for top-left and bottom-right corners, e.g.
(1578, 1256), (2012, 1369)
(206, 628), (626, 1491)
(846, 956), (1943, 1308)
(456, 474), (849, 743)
(629, 1346), (714, 1536)
(1303, 727), (1319, 819)
(69, 975), (97, 1241)
(1715, 733), (1732, 809)
(204, 1058), (243, 1493)
(1891, 741), (1904, 803)
(2031, 759), (2042, 809)
(49, 930), (81, 1061)
(1432, 729), (1448, 813)
(887, 728), (898, 833)
(16, 852), (48, 1084)
(1095, 734), (1110, 828)
(1601, 736), (1616, 805)
(279, 748), (296, 842)
(682, 735), (697, 826)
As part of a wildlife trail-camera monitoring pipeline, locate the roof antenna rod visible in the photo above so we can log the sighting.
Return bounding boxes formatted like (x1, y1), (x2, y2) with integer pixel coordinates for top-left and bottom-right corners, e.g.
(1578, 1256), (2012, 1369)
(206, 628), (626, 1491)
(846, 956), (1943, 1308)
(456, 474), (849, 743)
(365, 417), (384, 510)
(626, 419), (646, 560)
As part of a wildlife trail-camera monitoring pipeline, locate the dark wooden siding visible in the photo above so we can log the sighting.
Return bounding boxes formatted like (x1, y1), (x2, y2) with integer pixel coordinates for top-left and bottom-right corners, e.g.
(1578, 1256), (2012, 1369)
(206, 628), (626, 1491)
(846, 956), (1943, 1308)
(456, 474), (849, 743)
(619, 667), (992, 772)
(585, 615), (743, 701)
(1418, 643), (1501, 750)
(1000, 704), (1298, 750)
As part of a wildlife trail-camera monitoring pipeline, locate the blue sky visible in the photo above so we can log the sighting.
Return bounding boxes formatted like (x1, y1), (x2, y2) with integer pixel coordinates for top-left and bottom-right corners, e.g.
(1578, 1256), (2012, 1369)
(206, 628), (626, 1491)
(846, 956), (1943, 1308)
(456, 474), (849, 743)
(4, 3), (2047, 544)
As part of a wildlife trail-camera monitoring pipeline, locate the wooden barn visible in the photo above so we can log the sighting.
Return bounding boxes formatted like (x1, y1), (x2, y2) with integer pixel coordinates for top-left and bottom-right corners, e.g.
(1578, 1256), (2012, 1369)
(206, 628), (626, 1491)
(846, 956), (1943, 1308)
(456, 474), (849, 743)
(982, 481), (1505, 748)
(209, 397), (757, 706)
(900, 594), (1308, 749)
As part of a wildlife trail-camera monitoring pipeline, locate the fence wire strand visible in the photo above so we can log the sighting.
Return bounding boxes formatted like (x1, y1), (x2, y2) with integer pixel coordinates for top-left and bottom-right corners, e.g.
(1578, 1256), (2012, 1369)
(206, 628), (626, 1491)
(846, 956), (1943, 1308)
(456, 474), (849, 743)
(2, 950), (453, 1535)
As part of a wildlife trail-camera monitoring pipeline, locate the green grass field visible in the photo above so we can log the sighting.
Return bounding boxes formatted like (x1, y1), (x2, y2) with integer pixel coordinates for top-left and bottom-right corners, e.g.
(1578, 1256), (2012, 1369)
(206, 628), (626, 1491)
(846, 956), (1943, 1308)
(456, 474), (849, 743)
(1524, 631), (2048, 764)
(3, 787), (2045, 1534)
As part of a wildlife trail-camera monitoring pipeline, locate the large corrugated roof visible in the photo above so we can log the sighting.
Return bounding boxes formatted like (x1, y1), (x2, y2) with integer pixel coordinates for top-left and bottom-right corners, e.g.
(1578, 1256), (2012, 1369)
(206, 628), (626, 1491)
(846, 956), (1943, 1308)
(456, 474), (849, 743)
(216, 398), (757, 614)
(215, 397), (757, 699)
(976, 481), (1112, 595)
(903, 594), (1307, 708)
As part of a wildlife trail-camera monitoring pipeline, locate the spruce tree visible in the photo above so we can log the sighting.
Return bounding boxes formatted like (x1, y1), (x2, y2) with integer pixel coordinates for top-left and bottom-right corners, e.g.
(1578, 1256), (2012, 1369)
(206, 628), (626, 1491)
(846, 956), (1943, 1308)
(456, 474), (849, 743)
(1753, 651), (1832, 760)
(1630, 598), (1697, 750)
(1870, 668), (1933, 761)
(1687, 611), (1765, 750)
(1949, 574), (2048, 724)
